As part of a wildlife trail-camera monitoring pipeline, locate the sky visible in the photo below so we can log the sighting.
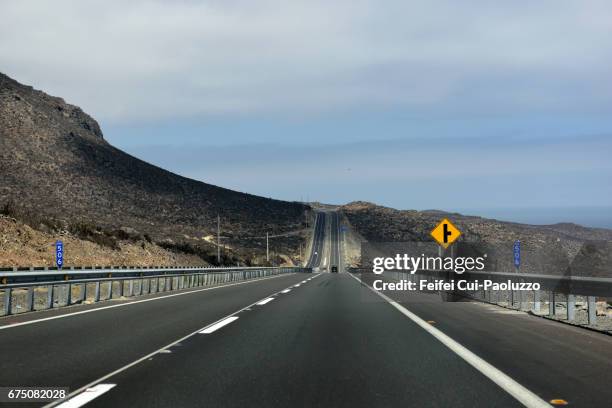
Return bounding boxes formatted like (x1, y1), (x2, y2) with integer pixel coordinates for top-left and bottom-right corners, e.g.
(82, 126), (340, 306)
(1, 1), (612, 226)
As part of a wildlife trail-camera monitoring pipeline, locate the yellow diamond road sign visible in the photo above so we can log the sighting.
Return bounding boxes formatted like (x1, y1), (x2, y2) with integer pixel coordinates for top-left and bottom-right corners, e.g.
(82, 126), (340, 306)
(431, 218), (461, 249)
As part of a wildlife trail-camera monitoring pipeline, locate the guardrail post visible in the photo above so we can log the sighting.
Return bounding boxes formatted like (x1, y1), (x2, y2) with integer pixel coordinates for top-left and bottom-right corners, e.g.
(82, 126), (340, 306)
(26, 287), (35, 312)
(47, 285), (54, 309)
(119, 280), (124, 297)
(66, 283), (72, 306)
(519, 286), (529, 311)
(587, 296), (597, 325)
(507, 289), (513, 308)
(3, 288), (11, 315)
(567, 294), (576, 322)
(81, 284), (87, 303)
(533, 290), (540, 313)
(94, 281), (101, 302)
(549, 291), (556, 317)
(140, 279), (144, 295)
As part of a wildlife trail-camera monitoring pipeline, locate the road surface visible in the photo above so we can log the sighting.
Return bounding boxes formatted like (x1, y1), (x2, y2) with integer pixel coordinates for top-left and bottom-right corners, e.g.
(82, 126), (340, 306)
(306, 212), (326, 269)
(0, 210), (611, 407)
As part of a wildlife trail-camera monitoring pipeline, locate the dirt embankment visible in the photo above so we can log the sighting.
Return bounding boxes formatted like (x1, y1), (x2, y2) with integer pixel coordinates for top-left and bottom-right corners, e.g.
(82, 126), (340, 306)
(0, 216), (204, 267)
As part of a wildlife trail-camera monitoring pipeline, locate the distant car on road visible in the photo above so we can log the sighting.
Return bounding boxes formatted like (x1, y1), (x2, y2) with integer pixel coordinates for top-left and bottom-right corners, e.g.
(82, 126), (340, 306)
(331, 266), (338, 273)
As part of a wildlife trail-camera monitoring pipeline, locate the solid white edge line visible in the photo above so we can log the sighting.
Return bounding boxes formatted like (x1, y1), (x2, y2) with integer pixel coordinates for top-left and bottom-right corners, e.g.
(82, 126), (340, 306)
(0, 273), (292, 331)
(347, 273), (551, 408)
(55, 384), (116, 408)
(42, 275), (314, 408)
(256, 297), (275, 305)
(199, 316), (239, 334)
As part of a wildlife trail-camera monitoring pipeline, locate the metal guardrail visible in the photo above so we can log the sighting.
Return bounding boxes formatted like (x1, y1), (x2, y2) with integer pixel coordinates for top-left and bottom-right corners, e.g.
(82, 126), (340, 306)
(0, 266), (311, 316)
(455, 269), (610, 326)
(351, 267), (611, 326)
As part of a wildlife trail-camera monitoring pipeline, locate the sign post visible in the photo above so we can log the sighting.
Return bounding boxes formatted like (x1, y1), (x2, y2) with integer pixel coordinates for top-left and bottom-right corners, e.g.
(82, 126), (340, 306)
(513, 240), (521, 271)
(513, 239), (523, 309)
(56, 240), (64, 270)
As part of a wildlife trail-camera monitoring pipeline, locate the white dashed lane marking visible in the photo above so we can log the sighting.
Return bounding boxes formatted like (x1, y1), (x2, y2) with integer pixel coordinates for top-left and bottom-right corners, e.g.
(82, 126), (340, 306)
(55, 384), (116, 408)
(199, 316), (240, 334)
(256, 298), (275, 306)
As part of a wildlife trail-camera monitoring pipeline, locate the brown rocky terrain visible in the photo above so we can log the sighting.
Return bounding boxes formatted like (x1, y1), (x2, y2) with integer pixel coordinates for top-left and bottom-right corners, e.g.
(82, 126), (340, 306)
(0, 72), (310, 267)
(0, 215), (205, 267)
(341, 201), (612, 277)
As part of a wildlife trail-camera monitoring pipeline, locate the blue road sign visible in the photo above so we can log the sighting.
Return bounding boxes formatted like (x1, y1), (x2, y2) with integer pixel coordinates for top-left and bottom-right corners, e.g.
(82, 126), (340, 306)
(56, 240), (64, 269)
(513, 240), (520, 268)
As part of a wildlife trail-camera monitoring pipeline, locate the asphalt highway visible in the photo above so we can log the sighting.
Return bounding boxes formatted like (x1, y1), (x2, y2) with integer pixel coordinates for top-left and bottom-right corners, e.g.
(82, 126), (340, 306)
(329, 211), (340, 271)
(306, 212), (326, 269)
(1, 211), (611, 407)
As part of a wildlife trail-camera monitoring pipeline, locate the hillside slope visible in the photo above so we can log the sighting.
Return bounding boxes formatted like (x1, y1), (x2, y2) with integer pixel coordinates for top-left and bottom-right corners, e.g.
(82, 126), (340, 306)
(341, 201), (612, 277)
(0, 73), (309, 265)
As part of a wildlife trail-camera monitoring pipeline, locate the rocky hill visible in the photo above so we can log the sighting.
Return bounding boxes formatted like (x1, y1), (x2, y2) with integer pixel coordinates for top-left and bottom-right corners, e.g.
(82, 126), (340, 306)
(341, 201), (612, 277)
(0, 72), (310, 266)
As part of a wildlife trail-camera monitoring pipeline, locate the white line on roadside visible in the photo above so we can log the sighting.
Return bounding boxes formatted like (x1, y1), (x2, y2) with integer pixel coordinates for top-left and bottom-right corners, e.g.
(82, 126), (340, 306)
(55, 384), (116, 408)
(347, 273), (550, 408)
(256, 298), (275, 306)
(0, 273), (293, 331)
(294, 284), (301, 287)
(199, 316), (239, 334)
(281, 289), (291, 294)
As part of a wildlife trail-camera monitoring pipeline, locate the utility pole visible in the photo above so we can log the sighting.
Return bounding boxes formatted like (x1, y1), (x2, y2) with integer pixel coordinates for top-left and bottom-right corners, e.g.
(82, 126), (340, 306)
(266, 232), (269, 262)
(217, 214), (221, 265)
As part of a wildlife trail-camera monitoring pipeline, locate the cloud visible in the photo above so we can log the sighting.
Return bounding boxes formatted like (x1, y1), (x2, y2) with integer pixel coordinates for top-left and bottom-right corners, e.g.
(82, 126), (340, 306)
(1, 0), (612, 123)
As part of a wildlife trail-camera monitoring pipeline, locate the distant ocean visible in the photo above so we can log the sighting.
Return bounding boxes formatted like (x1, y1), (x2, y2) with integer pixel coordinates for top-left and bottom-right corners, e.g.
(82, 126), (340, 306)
(451, 206), (612, 230)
